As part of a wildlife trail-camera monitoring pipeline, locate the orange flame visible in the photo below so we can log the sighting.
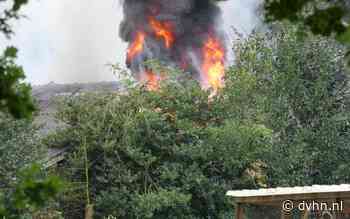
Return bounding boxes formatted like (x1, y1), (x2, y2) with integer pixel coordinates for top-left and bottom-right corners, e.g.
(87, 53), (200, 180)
(141, 70), (160, 91)
(201, 36), (225, 92)
(127, 31), (146, 62)
(149, 17), (175, 49)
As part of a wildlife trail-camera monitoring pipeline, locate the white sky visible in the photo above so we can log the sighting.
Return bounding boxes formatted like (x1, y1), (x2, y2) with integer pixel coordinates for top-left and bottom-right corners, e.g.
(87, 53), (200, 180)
(1, 0), (259, 85)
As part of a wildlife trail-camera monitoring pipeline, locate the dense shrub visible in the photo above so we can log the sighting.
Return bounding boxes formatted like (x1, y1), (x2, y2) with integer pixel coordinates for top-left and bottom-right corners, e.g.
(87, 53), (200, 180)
(46, 66), (272, 218)
(233, 25), (350, 185)
(0, 114), (44, 187)
(46, 25), (350, 218)
(0, 113), (63, 218)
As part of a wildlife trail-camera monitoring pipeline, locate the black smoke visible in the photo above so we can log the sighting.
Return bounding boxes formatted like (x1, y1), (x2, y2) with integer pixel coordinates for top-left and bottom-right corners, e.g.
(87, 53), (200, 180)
(119, 0), (227, 81)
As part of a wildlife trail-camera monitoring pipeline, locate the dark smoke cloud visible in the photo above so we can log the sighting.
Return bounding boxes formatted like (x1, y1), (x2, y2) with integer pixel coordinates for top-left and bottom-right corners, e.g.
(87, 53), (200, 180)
(2, 0), (259, 85)
(120, 0), (228, 80)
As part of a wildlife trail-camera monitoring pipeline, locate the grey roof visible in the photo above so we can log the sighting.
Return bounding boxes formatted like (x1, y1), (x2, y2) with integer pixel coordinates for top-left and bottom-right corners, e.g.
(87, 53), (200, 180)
(42, 148), (69, 169)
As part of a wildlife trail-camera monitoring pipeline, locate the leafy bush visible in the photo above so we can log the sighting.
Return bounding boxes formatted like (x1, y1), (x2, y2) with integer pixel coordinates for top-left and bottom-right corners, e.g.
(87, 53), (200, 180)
(0, 113), (63, 218)
(0, 113), (44, 187)
(0, 164), (63, 219)
(46, 25), (350, 218)
(0, 0), (35, 119)
(233, 24), (350, 185)
(46, 65), (272, 218)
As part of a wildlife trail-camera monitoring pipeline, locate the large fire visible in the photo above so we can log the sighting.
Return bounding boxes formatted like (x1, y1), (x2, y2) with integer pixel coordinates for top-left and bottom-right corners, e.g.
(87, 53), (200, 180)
(141, 70), (161, 91)
(123, 3), (226, 94)
(201, 36), (225, 92)
(127, 31), (146, 63)
(148, 17), (175, 49)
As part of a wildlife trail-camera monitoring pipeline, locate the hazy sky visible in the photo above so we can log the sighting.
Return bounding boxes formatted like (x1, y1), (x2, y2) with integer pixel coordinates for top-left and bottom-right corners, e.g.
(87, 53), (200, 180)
(1, 0), (259, 85)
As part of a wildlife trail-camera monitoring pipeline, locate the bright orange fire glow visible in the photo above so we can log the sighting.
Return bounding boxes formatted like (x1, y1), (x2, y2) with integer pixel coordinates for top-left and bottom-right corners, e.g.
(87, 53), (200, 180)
(127, 31), (146, 62)
(141, 70), (160, 91)
(149, 17), (175, 49)
(201, 36), (225, 92)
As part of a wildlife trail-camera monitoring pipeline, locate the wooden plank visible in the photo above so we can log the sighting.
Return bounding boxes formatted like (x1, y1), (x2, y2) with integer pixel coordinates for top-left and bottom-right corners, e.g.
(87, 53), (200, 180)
(280, 209), (292, 219)
(235, 203), (244, 219)
(234, 192), (350, 205)
(302, 210), (309, 219)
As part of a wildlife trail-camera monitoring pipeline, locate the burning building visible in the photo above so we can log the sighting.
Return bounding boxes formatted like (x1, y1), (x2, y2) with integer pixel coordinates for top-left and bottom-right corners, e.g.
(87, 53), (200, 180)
(119, 0), (227, 92)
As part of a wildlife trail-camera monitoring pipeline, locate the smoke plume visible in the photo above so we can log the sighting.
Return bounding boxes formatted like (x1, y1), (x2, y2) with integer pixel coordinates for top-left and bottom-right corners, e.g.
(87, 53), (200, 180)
(120, 0), (228, 91)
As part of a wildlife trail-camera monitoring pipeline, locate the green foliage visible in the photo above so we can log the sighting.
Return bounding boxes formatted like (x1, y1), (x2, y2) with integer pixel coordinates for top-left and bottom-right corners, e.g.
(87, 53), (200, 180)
(0, 164), (63, 219)
(0, 0), (35, 119)
(13, 165), (62, 210)
(305, 6), (347, 36)
(0, 0), (29, 37)
(45, 65), (272, 218)
(0, 113), (43, 187)
(264, 0), (312, 22)
(42, 22), (350, 218)
(263, 0), (350, 65)
(46, 25), (350, 217)
(0, 113), (63, 218)
(0, 47), (35, 119)
(0, 0), (58, 216)
(264, 0), (349, 38)
(233, 25), (350, 186)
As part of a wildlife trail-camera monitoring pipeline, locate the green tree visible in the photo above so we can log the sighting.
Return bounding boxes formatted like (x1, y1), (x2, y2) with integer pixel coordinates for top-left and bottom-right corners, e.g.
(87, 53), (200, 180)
(0, 113), (64, 218)
(44, 23), (350, 218)
(0, 0), (62, 209)
(0, 164), (63, 219)
(263, 0), (350, 66)
(0, 113), (43, 187)
(233, 24), (350, 186)
(0, 0), (35, 118)
(45, 65), (272, 218)
(263, 0), (350, 42)
(0, 1), (63, 218)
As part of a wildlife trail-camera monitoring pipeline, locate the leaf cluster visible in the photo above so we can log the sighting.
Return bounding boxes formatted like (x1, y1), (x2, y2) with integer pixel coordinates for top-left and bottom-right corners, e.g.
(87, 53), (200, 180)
(263, 0), (350, 65)
(233, 24), (350, 186)
(0, 0), (35, 119)
(0, 47), (35, 119)
(0, 165), (63, 219)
